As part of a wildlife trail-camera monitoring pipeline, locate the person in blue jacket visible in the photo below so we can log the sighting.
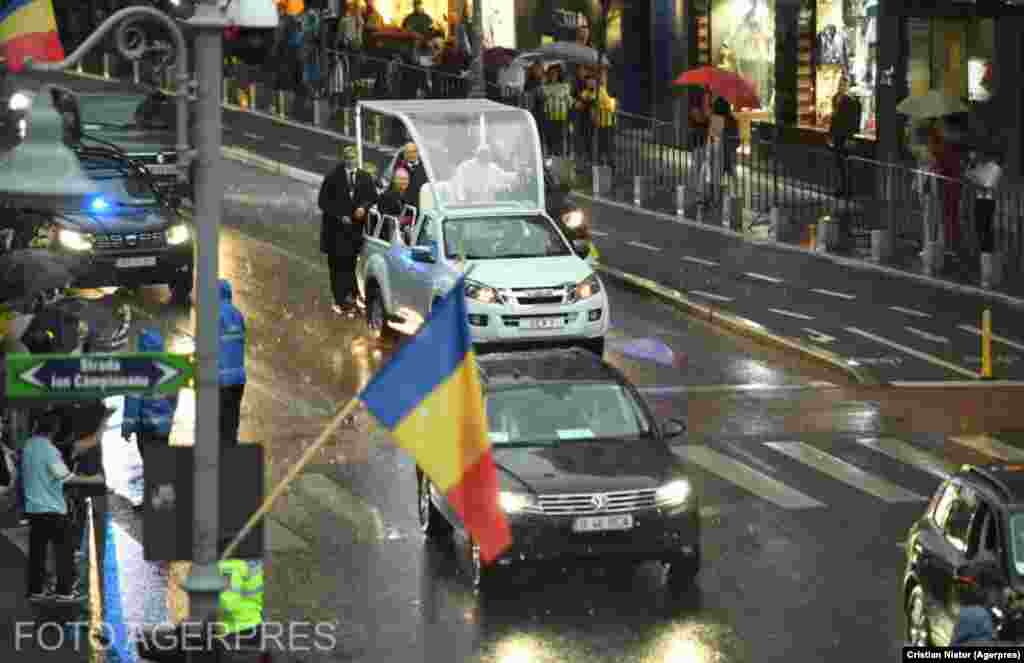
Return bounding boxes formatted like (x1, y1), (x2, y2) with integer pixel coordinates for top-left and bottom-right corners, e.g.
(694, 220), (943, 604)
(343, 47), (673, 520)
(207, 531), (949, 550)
(219, 279), (246, 446)
(121, 328), (178, 469)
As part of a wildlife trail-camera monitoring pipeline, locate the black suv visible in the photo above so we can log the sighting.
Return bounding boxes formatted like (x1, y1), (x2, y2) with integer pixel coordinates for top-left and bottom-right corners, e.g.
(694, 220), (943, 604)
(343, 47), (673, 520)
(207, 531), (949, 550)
(904, 463), (1024, 645)
(1, 146), (194, 301)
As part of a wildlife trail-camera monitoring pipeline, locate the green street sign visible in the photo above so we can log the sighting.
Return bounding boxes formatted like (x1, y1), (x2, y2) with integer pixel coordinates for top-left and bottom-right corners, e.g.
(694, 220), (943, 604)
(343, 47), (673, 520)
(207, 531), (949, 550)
(5, 352), (193, 400)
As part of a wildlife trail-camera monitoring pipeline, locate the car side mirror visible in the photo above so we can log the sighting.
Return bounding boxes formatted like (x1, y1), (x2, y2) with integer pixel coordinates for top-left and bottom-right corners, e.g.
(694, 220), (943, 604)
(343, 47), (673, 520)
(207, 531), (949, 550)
(571, 239), (590, 258)
(410, 246), (435, 263)
(663, 418), (686, 439)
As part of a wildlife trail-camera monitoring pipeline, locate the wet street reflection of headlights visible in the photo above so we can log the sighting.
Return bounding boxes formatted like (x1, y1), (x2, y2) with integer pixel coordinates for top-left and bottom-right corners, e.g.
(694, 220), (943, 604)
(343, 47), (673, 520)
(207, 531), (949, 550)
(495, 635), (543, 663)
(644, 625), (715, 663)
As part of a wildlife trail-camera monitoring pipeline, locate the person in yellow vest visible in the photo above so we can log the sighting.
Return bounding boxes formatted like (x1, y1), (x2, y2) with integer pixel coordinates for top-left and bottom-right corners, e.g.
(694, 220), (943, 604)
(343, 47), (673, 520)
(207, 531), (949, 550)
(541, 64), (570, 156)
(135, 556), (264, 661)
(591, 67), (617, 167)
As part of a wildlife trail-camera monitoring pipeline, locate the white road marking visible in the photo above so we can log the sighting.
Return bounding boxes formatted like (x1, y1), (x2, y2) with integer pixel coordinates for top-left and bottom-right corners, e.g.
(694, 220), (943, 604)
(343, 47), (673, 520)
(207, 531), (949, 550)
(281, 143), (302, 151)
(904, 326), (950, 344)
(317, 153), (336, 161)
(811, 288), (856, 300)
(844, 327), (980, 378)
(950, 435), (1024, 462)
(1, 525), (28, 555)
(743, 271), (783, 284)
(682, 255), (718, 267)
(677, 445), (825, 509)
(889, 306), (931, 318)
(243, 132), (264, 141)
(690, 290), (733, 302)
(957, 325), (1024, 353)
(765, 442), (926, 503)
(856, 437), (955, 480)
(803, 328), (836, 344)
(627, 240), (662, 252)
(589, 230), (609, 237)
(769, 308), (814, 321)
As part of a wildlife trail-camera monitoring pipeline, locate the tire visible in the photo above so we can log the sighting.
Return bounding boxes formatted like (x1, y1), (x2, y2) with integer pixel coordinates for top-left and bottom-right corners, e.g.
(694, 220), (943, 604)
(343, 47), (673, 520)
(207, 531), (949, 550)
(666, 549), (700, 590)
(417, 471), (450, 539)
(365, 285), (395, 341)
(581, 337), (605, 357)
(906, 584), (932, 646)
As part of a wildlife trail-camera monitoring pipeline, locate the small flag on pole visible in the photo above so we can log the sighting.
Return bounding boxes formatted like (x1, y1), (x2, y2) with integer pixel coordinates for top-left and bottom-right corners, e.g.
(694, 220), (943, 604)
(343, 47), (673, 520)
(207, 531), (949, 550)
(0, 0), (65, 72)
(358, 278), (511, 562)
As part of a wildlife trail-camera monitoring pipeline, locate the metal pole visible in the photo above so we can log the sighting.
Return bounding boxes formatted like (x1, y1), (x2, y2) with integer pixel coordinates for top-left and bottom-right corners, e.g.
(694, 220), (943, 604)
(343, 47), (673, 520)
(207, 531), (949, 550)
(469, 0), (485, 98)
(181, 3), (226, 653)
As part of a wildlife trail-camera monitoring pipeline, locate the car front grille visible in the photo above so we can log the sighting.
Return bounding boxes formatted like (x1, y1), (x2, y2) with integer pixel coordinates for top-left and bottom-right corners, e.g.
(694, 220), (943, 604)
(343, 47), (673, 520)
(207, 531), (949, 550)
(535, 489), (658, 515)
(510, 286), (566, 306)
(93, 230), (166, 251)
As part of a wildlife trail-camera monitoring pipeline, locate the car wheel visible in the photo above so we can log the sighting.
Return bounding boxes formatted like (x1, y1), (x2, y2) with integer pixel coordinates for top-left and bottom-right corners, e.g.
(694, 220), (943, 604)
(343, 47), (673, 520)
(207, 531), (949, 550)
(366, 286), (394, 341)
(906, 584), (932, 646)
(581, 337), (605, 357)
(418, 472), (450, 539)
(666, 549), (700, 590)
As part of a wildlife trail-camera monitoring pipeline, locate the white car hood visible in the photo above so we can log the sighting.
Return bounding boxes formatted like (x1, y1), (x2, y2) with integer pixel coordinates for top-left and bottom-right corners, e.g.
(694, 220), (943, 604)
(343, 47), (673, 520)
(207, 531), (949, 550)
(461, 256), (595, 289)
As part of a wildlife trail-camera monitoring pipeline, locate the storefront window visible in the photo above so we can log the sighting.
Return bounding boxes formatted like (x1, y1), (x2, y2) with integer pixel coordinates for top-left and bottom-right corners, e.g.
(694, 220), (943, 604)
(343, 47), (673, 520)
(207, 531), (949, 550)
(711, 0), (775, 112)
(809, 0), (877, 138)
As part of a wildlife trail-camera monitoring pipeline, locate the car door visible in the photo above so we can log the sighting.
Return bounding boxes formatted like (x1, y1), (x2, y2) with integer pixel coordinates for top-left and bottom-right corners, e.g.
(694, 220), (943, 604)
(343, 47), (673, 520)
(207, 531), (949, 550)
(934, 483), (981, 644)
(913, 480), (958, 639)
(402, 215), (444, 320)
(356, 209), (383, 297)
(949, 501), (1006, 634)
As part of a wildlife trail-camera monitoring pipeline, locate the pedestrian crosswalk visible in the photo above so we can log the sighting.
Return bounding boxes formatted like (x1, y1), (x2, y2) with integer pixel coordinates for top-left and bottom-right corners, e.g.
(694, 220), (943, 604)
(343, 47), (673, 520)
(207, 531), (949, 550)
(676, 434), (1024, 512)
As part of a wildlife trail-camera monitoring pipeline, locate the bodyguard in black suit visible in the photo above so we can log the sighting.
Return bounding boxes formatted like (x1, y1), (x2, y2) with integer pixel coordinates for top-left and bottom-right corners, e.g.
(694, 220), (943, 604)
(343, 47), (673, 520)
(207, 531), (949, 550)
(318, 145), (379, 315)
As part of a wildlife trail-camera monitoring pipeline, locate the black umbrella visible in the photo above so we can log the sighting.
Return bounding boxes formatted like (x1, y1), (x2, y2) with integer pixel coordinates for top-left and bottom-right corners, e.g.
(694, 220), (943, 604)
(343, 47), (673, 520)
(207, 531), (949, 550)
(0, 249), (90, 304)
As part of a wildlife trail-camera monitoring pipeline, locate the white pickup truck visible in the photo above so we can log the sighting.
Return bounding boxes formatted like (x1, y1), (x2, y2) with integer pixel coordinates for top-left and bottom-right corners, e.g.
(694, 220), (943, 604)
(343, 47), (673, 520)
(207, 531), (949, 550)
(353, 99), (609, 356)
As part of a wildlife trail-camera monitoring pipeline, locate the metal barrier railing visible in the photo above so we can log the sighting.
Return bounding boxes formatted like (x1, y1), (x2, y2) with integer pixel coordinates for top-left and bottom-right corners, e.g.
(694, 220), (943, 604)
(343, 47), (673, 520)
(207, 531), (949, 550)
(82, 46), (1024, 285)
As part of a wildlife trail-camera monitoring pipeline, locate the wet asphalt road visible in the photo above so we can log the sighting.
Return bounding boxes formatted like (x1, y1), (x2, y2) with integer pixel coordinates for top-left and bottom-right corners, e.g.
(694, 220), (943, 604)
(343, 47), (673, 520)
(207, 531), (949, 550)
(33, 159), (1018, 663)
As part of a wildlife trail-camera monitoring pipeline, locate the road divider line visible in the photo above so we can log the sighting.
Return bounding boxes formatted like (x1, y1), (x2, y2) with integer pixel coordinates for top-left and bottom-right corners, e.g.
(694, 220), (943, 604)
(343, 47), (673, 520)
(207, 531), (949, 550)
(676, 446), (825, 509)
(317, 154), (336, 161)
(856, 437), (955, 480)
(950, 435), (1024, 462)
(769, 308), (814, 321)
(765, 442), (926, 503)
(811, 288), (856, 300)
(590, 230), (609, 237)
(844, 327), (980, 379)
(627, 240), (662, 252)
(243, 132), (264, 141)
(682, 255), (718, 267)
(690, 290), (733, 302)
(743, 272), (783, 284)
(904, 326), (950, 343)
(957, 324), (1024, 352)
(889, 306), (931, 318)
(282, 143), (302, 151)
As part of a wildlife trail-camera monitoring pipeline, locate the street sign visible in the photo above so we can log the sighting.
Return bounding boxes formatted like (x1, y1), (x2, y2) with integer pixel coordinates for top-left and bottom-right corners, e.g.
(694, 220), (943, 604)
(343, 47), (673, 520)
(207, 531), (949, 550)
(5, 352), (193, 399)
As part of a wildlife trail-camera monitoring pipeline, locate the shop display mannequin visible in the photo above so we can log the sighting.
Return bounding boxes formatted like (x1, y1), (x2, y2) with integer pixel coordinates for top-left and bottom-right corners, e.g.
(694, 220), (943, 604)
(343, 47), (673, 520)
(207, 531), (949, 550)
(728, 0), (773, 106)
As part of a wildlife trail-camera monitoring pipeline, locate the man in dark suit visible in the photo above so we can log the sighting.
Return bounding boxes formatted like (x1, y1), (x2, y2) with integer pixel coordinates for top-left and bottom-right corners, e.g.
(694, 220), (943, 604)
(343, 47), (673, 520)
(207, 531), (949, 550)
(319, 145), (378, 316)
(397, 142), (428, 207)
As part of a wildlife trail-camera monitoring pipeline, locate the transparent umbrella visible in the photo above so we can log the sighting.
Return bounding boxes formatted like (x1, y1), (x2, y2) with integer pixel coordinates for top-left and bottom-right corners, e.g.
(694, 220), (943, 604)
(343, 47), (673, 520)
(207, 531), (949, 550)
(897, 90), (968, 120)
(0, 249), (90, 304)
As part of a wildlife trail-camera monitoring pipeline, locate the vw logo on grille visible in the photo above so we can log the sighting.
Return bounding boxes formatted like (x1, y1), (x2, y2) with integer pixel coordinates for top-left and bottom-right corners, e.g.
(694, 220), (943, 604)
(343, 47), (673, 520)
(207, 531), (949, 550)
(590, 494), (608, 511)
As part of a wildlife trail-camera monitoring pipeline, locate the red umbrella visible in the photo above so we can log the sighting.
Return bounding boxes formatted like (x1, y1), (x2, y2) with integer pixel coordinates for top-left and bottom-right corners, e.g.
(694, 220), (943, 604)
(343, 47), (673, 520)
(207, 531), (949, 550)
(673, 66), (761, 110)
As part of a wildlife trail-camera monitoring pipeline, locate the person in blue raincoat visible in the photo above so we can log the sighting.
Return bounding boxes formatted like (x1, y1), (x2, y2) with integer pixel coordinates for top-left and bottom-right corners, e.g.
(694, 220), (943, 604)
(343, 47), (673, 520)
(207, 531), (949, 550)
(122, 328), (178, 470)
(219, 279), (246, 447)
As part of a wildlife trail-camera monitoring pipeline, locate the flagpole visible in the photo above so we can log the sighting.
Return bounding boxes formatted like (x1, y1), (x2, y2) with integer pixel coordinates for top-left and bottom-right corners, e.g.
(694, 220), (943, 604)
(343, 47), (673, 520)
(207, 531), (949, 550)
(220, 396), (362, 560)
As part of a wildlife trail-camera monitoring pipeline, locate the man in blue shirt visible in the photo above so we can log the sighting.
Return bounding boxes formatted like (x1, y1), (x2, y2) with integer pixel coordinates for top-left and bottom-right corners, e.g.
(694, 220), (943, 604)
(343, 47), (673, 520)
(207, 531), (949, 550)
(219, 279), (246, 446)
(22, 408), (105, 602)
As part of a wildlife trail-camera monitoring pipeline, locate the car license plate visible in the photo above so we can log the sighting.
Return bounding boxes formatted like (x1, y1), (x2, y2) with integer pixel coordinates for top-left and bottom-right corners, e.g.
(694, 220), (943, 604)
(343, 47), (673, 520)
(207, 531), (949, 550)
(523, 317), (564, 330)
(116, 256), (157, 268)
(572, 514), (633, 533)
(146, 164), (177, 176)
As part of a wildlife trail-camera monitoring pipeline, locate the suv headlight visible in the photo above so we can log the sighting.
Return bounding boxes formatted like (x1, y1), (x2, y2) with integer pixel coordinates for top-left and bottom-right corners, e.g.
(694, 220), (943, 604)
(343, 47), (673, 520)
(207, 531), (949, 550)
(499, 491), (538, 514)
(655, 480), (692, 508)
(561, 209), (584, 229)
(570, 274), (601, 301)
(465, 279), (504, 305)
(58, 229), (93, 251)
(9, 92), (31, 112)
(166, 223), (190, 245)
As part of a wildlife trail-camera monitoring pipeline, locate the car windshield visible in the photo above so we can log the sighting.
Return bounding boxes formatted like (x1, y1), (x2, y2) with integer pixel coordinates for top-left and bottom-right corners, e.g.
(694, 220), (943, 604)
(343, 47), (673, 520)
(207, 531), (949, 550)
(443, 216), (570, 260)
(81, 160), (158, 206)
(1010, 512), (1024, 576)
(76, 93), (149, 129)
(400, 108), (543, 211)
(485, 381), (652, 445)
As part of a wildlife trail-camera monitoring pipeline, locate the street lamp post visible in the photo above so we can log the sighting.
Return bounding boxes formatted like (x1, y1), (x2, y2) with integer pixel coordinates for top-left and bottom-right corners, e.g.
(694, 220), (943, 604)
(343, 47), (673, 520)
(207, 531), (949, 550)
(469, 0), (486, 98)
(23, 1), (231, 646)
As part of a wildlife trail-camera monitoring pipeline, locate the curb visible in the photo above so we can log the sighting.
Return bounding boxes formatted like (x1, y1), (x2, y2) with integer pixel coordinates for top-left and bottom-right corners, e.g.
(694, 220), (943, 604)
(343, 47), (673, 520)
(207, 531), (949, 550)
(574, 192), (1024, 311)
(593, 264), (875, 386)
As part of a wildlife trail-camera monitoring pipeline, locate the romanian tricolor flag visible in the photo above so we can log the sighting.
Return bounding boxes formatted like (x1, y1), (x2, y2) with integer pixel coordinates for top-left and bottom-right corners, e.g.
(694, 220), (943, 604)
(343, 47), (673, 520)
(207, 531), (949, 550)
(0, 0), (64, 72)
(359, 278), (511, 562)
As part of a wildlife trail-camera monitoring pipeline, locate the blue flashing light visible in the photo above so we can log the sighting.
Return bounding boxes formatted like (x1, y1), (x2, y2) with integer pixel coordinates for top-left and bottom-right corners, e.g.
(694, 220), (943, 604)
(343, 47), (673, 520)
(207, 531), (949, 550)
(90, 197), (110, 212)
